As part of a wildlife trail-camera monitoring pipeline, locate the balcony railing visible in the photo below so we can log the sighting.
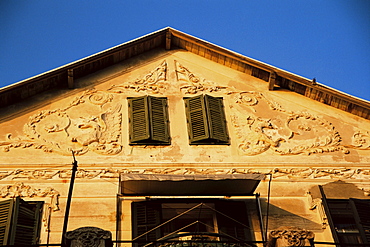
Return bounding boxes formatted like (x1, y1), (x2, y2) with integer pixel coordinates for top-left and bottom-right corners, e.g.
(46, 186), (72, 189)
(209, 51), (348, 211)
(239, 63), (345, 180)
(135, 232), (258, 247)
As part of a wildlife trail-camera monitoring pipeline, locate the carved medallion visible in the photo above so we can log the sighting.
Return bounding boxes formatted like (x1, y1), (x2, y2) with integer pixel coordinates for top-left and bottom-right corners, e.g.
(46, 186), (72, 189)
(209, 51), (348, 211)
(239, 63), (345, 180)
(65, 227), (112, 247)
(268, 227), (314, 247)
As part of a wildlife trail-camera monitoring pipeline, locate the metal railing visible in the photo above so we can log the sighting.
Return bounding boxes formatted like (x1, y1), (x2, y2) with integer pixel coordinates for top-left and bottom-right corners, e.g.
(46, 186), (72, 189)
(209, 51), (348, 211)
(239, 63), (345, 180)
(1, 240), (370, 247)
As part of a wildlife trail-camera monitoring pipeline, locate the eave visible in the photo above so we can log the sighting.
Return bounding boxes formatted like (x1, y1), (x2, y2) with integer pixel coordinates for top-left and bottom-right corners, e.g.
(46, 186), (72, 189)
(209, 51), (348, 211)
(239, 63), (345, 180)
(1, 27), (369, 119)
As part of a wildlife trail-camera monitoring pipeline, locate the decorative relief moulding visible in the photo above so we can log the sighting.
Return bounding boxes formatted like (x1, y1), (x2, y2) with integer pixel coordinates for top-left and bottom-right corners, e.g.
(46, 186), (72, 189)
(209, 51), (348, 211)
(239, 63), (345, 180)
(0, 61), (169, 156)
(108, 60), (167, 94)
(229, 91), (348, 156)
(351, 131), (370, 150)
(65, 227), (112, 247)
(0, 182), (60, 232)
(0, 182), (60, 211)
(267, 227), (314, 247)
(1, 90), (123, 156)
(0, 60), (369, 156)
(0, 61), (167, 156)
(175, 61), (370, 156)
(0, 168), (369, 182)
(175, 60), (228, 94)
(308, 197), (328, 229)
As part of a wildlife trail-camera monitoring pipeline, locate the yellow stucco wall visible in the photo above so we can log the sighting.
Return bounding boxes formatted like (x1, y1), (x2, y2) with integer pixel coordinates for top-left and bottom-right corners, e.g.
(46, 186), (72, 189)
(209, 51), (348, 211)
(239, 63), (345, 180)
(0, 48), (369, 245)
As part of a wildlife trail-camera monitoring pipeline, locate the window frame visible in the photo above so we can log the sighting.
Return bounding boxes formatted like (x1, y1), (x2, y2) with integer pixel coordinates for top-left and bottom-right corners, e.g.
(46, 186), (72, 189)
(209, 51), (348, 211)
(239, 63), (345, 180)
(184, 94), (229, 145)
(128, 95), (170, 145)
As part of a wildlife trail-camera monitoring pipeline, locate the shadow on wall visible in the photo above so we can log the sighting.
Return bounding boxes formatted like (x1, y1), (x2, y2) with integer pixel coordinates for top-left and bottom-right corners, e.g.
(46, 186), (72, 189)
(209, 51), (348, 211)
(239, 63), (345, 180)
(258, 198), (323, 233)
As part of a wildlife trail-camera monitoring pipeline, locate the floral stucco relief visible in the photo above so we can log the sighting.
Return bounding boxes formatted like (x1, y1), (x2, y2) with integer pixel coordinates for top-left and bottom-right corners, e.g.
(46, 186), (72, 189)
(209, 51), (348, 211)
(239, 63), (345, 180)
(0, 61), (168, 155)
(0, 60), (369, 156)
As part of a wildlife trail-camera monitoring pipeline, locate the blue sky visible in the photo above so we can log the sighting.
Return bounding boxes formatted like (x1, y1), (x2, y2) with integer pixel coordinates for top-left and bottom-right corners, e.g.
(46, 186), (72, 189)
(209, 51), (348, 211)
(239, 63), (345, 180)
(1, 1), (369, 101)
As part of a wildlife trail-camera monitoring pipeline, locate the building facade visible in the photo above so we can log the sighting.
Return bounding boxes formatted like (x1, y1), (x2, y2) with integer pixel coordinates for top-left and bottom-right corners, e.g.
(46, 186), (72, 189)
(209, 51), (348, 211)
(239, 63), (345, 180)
(0, 28), (369, 247)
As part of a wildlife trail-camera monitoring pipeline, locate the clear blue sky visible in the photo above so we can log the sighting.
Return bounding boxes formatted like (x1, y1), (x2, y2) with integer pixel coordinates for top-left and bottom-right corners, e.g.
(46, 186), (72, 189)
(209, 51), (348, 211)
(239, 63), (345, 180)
(1, 1), (369, 101)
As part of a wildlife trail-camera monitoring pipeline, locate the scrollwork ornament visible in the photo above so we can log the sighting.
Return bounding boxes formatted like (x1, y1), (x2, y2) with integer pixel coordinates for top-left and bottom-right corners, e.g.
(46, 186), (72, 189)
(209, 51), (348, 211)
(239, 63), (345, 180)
(272, 111), (347, 155)
(65, 227), (112, 247)
(12, 169), (60, 180)
(0, 168), (369, 181)
(350, 131), (370, 150)
(135, 60), (167, 85)
(88, 90), (113, 106)
(231, 94), (355, 156)
(0, 96), (122, 155)
(1, 59), (369, 159)
(0, 182), (60, 211)
(308, 197), (328, 229)
(108, 61), (167, 94)
(232, 115), (281, 155)
(229, 91), (260, 106)
(269, 227), (314, 247)
(176, 60), (227, 94)
(0, 62), (174, 155)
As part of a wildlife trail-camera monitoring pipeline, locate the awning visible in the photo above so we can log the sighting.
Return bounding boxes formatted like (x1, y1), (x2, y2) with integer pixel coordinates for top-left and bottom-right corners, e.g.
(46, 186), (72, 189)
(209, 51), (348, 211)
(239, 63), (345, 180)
(120, 173), (264, 196)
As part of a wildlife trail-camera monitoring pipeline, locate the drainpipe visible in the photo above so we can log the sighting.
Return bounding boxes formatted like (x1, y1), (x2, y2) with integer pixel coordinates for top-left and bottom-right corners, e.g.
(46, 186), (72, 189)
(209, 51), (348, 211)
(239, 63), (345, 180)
(61, 151), (78, 245)
(116, 173), (122, 247)
(265, 173), (272, 242)
(255, 193), (266, 242)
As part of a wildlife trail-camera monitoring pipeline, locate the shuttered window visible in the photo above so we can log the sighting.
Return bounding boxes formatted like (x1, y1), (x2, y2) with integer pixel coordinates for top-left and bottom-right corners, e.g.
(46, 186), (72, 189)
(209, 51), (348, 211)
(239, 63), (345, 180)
(351, 199), (370, 244)
(184, 94), (229, 144)
(128, 96), (170, 145)
(324, 198), (370, 245)
(0, 199), (13, 245)
(0, 198), (43, 246)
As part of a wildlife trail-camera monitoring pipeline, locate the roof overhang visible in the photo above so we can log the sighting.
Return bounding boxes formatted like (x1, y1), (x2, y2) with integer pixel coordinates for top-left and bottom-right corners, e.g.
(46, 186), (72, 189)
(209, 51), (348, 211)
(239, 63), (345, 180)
(1, 27), (369, 119)
(120, 173), (264, 196)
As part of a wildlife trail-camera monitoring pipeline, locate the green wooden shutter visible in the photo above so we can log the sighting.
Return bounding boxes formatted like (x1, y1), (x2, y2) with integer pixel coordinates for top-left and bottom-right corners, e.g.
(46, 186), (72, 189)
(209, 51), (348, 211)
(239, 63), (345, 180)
(148, 96), (170, 143)
(0, 199), (13, 246)
(129, 96), (150, 143)
(184, 95), (209, 143)
(205, 95), (229, 143)
(185, 94), (229, 144)
(132, 201), (162, 247)
(350, 199), (370, 244)
(9, 198), (43, 246)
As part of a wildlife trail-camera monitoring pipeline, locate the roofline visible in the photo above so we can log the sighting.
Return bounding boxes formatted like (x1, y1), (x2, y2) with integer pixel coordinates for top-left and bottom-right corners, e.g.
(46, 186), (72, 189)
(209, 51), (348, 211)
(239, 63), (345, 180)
(1, 27), (369, 119)
(168, 28), (370, 105)
(0, 27), (170, 93)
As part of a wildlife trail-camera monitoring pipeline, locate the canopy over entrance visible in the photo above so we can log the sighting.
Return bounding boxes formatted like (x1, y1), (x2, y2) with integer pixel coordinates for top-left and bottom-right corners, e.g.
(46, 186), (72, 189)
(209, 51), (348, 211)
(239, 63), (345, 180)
(120, 173), (264, 196)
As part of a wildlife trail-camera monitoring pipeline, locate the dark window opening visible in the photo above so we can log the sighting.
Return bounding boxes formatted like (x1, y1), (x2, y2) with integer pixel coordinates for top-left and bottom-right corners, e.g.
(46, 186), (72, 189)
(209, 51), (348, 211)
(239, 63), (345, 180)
(132, 199), (251, 247)
(325, 199), (370, 246)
